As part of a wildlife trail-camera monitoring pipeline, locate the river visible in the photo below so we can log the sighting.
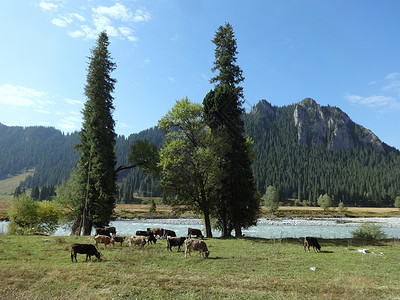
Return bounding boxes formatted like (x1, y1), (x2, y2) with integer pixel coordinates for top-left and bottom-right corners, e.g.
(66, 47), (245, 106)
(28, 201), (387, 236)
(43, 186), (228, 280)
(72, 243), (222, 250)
(2, 217), (400, 239)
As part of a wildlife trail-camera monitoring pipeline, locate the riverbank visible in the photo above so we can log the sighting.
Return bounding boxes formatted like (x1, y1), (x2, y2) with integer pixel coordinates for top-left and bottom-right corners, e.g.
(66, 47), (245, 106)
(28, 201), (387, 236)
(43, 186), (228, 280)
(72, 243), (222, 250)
(112, 203), (400, 219)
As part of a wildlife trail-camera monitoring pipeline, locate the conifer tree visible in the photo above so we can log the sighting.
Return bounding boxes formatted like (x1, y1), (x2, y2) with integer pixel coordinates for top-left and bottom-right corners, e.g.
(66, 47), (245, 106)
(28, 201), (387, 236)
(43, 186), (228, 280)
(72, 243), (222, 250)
(203, 23), (259, 237)
(71, 31), (117, 235)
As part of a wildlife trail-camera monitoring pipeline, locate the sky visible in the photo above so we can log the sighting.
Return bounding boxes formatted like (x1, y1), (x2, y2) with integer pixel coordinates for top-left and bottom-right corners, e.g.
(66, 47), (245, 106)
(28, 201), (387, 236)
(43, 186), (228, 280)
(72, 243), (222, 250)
(0, 1), (399, 150)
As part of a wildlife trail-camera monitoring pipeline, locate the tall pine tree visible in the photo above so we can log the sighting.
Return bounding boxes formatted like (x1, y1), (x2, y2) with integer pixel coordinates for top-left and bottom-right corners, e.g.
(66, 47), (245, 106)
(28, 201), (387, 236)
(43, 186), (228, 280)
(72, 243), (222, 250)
(71, 31), (117, 236)
(203, 23), (260, 237)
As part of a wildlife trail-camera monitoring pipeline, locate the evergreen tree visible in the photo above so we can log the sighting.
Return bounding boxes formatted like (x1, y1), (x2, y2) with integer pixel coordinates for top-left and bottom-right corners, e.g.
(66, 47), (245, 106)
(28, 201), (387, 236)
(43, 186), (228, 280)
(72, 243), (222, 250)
(71, 31), (117, 235)
(203, 23), (259, 237)
(31, 186), (40, 200)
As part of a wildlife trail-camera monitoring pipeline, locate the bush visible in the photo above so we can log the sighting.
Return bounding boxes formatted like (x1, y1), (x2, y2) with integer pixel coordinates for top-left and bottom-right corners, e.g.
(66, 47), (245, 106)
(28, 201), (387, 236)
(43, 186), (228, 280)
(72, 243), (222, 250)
(317, 194), (332, 211)
(8, 195), (61, 235)
(263, 186), (280, 214)
(394, 196), (400, 210)
(351, 222), (387, 242)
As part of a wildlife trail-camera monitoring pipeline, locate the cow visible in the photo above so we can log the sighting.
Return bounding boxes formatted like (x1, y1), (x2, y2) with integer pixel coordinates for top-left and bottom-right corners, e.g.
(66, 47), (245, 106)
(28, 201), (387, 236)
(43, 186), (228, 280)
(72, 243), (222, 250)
(136, 230), (157, 244)
(94, 234), (114, 249)
(147, 228), (164, 238)
(128, 236), (147, 250)
(71, 243), (101, 262)
(166, 237), (186, 252)
(111, 236), (126, 247)
(105, 226), (116, 236)
(187, 228), (204, 239)
(184, 239), (210, 258)
(304, 236), (321, 252)
(95, 227), (111, 237)
(163, 229), (176, 239)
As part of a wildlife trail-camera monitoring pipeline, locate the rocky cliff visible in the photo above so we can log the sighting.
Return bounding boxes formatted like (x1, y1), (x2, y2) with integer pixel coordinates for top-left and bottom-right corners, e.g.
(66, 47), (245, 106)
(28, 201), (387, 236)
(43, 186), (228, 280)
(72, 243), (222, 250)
(251, 98), (385, 151)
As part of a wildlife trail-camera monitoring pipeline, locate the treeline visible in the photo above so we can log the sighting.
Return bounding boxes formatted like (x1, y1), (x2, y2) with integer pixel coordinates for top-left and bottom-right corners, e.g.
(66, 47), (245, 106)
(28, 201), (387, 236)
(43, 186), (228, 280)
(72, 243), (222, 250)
(244, 104), (400, 206)
(2, 102), (400, 207)
(0, 123), (79, 186)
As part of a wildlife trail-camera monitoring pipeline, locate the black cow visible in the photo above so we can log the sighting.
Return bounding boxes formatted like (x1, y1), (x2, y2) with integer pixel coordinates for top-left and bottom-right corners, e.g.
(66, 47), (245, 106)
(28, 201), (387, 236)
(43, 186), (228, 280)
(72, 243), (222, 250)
(95, 227), (111, 237)
(304, 236), (321, 252)
(187, 228), (204, 239)
(136, 230), (157, 244)
(71, 243), (101, 262)
(166, 237), (186, 252)
(163, 229), (176, 238)
(105, 226), (116, 235)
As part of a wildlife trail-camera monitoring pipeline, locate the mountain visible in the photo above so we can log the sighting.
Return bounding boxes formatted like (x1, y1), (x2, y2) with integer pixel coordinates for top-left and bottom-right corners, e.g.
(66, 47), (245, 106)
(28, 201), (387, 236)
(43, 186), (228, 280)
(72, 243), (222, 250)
(1, 98), (399, 206)
(244, 98), (400, 206)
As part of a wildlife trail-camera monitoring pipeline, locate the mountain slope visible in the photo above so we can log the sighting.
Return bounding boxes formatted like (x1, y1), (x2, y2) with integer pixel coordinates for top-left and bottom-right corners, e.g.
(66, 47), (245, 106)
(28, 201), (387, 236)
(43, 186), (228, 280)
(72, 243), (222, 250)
(244, 98), (400, 206)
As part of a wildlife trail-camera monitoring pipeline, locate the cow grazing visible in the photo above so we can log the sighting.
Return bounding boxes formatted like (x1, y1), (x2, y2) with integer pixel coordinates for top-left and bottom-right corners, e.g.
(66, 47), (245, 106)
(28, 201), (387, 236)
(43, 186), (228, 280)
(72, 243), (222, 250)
(187, 228), (204, 239)
(163, 229), (176, 239)
(184, 239), (210, 258)
(128, 236), (147, 250)
(147, 228), (164, 238)
(166, 237), (186, 252)
(71, 243), (101, 262)
(94, 234), (114, 249)
(304, 236), (321, 252)
(111, 236), (126, 247)
(136, 230), (157, 244)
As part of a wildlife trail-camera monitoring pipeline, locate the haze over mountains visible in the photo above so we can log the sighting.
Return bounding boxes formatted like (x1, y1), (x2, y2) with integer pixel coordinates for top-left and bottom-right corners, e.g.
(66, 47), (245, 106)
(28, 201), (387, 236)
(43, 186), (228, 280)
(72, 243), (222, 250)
(1, 98), (399, 206)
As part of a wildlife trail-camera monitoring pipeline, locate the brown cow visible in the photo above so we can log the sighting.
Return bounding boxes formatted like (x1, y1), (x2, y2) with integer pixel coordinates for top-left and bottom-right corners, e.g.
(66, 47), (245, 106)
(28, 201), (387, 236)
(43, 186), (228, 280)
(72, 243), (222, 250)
(147, 228), (164, 238)
(94, 235), (114, 249)
(304, 236), (321, 252)
(187, 228), (204, 239)
(111, 236), (126, 246)
(184, 239), (210, 258)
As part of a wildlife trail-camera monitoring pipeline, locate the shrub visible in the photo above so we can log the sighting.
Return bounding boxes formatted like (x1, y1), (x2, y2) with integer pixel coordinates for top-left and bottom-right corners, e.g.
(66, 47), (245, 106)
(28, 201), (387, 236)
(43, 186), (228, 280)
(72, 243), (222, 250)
(263, 186), (280, 214)
(338, 202), (348, 214)
(317, 194), (332, 211)
(394, 196), (400, 210)
(8, 195), (61, 235)
(351, 222), (387, 242)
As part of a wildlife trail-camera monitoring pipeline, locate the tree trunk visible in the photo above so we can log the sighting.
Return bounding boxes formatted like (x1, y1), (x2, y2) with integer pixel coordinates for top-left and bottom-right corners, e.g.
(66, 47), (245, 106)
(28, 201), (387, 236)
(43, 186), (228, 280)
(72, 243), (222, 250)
(203, 211), (213, 238)
(70, 213), (82, 236)
(234, 225), (242, 238)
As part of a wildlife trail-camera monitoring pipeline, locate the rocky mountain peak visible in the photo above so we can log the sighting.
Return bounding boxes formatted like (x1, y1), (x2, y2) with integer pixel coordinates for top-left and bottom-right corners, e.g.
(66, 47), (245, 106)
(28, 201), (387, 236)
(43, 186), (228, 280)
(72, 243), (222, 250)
(293, 98), (384, 151)
(251, 99), (276, 121)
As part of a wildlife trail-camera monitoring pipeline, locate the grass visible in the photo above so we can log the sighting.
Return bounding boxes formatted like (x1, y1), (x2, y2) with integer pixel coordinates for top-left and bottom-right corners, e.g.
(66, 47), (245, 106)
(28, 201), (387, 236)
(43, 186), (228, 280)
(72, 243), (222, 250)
(0, 234), (400, 299)
(0, 169), (34, 195)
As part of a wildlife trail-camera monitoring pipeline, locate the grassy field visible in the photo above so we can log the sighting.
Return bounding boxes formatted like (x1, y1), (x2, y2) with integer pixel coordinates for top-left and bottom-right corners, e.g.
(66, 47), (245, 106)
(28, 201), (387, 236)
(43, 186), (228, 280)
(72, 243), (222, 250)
(0, 235), (399, 299)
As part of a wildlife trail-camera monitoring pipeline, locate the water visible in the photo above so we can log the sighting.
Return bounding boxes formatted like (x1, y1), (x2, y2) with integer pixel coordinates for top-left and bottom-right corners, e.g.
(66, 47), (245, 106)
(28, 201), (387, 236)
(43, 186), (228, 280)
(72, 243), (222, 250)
(2, 217), (400, 239)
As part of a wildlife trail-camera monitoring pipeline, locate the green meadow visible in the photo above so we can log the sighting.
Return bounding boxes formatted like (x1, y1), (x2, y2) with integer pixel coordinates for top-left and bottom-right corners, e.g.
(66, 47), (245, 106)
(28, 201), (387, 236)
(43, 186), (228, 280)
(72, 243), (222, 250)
(0, 235), (399, 299)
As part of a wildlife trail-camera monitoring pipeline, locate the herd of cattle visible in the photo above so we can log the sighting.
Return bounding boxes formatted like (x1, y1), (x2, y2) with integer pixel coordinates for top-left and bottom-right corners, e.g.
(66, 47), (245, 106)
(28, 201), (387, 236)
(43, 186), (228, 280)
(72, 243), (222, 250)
(70, 226), (209, 262)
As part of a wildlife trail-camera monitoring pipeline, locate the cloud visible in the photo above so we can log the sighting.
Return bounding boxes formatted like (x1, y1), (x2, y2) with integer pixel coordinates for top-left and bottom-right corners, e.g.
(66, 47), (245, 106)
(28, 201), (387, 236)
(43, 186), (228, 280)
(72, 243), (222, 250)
(93, 3), (133, 22)
(345, 94), (398, 108)
(65, 98), (83, 105)
(51, 16), (73, 27)
(133, 8), (151, 22)
(346, 72), (400, 111)
(40, 2), (151, 42)
(40, 2), (58, 11)
(386, 72), (400, 80)
(0, 84), (45, 106)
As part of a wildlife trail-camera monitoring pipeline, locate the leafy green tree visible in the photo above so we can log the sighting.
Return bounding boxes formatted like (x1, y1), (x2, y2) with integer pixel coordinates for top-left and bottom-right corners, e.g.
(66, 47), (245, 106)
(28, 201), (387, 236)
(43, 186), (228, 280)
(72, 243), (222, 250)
(204, 23), (259, 237)
(318, 194), (332, 211)
(157, 97), (217, 238)
(394, 196), (400, 210)
(71, 31), (117, 235)
(8, 194), (61, 235)
(263, 186), (280, 214)
(338, 202), (348, 214)
(149, 199), (156, 213)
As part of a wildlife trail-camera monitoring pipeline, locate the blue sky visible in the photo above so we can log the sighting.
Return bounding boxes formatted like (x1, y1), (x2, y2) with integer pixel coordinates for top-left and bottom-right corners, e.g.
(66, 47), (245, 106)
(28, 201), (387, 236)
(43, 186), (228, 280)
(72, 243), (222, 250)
(1, 1), (399, 150)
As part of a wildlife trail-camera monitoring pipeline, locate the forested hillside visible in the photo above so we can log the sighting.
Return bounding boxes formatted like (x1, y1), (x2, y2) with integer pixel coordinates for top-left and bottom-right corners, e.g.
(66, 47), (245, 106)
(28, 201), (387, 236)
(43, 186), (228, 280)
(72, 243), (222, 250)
(244, 99), (400, 206)
(1, 97), (399, 206)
